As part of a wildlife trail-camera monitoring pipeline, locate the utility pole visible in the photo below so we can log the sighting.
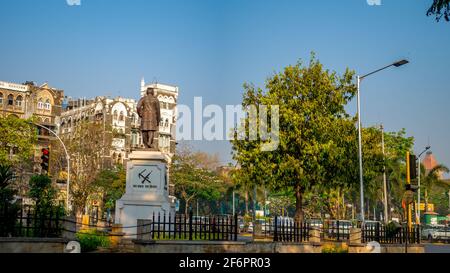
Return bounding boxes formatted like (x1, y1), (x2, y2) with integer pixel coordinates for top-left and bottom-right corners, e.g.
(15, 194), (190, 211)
(381, 125), (389, 224)
(417, 146), (431, 225)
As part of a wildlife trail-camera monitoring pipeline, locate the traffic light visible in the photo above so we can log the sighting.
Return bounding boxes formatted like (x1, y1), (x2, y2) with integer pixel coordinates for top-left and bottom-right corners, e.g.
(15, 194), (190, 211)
(41, 148), (50, 173)
(409, 154), (417, 180)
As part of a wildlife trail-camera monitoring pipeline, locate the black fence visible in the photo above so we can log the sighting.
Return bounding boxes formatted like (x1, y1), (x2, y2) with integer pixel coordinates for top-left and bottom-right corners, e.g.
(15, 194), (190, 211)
(273, 217), (310, 243)
(362, 224), (421, 244)
(249, 217), (422, 245)
(150, 211), (238, 241)
(0, 204), (63, 238)
(320, 220), (352, 242)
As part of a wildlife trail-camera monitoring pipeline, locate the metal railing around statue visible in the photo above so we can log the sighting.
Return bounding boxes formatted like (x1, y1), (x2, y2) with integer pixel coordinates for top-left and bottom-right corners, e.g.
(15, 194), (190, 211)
(149, 211), (238, 241)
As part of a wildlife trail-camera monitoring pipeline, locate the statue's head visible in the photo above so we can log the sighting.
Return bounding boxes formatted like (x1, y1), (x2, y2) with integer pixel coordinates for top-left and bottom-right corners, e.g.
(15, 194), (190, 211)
(146, 88), (156, 97)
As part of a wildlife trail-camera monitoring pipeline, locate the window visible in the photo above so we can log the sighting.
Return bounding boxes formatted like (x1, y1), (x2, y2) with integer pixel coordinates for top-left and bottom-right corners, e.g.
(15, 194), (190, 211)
(8, 95), (14, 106)
(37, 99), (44, 109)
(165, 118), (169, 127)
(0, 93), (3, 105)
(16, 96), (23, 107)
(45, 99), (51, 110)
(119, 111), (124, 122)
(113, 110), (118, 120)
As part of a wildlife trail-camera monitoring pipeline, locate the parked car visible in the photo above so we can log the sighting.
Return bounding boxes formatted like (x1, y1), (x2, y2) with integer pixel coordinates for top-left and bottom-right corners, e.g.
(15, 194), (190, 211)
(307, 219), (323, 230)
(423, 226), (450, 242)
(326, 220), (353, 238)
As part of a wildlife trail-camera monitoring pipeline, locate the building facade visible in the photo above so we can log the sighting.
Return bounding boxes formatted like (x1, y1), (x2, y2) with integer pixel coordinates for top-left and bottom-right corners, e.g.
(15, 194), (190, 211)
(59, 80), (178, 166)
(0, 80), (64, 172)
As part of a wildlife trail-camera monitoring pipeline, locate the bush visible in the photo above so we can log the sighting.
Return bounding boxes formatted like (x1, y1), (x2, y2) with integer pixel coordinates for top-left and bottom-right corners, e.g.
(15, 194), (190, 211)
(76, 229), (110, 253)
(322, 243), (349, 253)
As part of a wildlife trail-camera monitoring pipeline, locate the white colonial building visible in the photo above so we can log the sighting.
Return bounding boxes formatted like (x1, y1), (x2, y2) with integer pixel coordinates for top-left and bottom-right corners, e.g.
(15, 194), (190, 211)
(59, 79), (178, 166)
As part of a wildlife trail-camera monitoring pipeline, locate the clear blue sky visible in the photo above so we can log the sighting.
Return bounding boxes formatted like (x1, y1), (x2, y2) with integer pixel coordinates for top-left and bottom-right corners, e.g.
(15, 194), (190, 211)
(1, 0), (449, 174)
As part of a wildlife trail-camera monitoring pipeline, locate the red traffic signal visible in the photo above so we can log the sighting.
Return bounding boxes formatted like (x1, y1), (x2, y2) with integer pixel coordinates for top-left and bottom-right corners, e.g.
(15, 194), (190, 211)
(41, 148), (50, 173)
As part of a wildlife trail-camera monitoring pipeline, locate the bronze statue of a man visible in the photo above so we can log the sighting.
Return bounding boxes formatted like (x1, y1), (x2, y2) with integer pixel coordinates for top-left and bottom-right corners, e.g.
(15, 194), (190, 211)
(137, 87), (161, 149)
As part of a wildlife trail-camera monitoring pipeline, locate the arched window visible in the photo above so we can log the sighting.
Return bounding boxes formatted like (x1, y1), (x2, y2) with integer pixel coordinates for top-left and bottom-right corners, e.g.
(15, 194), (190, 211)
(8, 95), (14, 106)
(37, 99), (44, 109)
(113, 110), (118, 120)
(45, 99), (51, 110)
(165, 118), (169, 127)
(119, 111), (124, 122)
(0, 93), (3, 105)
(16, 96), (23, 108)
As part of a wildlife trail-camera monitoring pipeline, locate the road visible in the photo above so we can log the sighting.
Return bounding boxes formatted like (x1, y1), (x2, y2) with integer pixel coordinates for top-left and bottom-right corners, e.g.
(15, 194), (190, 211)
(424, 243), (450, 253)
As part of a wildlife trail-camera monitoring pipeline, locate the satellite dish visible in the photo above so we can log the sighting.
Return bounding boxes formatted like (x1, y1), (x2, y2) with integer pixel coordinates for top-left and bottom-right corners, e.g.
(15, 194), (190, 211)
(65, 241), (81, 253)
(366, 241), (381, 253)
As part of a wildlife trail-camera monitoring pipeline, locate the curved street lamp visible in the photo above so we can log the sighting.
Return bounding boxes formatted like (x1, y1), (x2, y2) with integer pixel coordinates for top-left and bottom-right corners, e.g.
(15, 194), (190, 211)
(357, 59), (409, 222)
(33, 123), (71, 213)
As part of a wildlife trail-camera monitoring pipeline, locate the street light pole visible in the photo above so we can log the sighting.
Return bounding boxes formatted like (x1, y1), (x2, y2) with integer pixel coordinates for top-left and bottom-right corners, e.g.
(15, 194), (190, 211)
(357, 59), (409, 224)
(357, 76), (365, 222)
(381, 124), (389, 224)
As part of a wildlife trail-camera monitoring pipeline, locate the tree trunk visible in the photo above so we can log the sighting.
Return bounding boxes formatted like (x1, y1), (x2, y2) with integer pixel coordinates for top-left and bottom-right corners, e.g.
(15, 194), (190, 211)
(244, 191), (249, 215)
(185, 199), (189, 217)
(295, 185), (304, 222)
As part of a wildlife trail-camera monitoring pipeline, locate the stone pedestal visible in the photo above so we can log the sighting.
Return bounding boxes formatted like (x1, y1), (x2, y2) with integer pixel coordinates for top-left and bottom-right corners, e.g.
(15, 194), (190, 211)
(349, 228), (362, 244)
(115, 150), (175, 238)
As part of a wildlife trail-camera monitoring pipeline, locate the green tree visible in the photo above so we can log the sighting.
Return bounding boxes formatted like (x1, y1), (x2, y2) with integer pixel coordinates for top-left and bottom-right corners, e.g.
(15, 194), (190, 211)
(0, 116), (37, 166)
(28, 175), (62, 213)
(383, 129), (414, 218)
(0, 164), (21, 237)
(232, 55), (357, 221)
(427, 0), (450, 21)
(93, 165), (126, 214)
(172, 146), (226, 216)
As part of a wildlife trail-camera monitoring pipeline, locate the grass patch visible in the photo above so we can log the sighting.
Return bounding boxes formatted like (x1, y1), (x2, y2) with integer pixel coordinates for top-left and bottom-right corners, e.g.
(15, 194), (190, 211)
(76, 229), (111, 253)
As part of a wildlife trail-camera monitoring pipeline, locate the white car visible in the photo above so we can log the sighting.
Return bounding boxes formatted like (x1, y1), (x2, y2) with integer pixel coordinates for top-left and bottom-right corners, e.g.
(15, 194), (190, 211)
(423, 226), (450, 242)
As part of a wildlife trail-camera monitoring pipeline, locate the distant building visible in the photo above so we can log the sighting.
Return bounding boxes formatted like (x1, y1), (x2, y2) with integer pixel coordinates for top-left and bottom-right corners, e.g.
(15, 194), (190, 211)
(0, 80), (64, 172)
(422, 151), (444, 179)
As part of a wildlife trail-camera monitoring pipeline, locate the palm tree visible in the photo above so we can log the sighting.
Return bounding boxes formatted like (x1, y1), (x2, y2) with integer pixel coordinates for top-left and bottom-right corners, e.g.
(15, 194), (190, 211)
(421, 164), (450, 213)
(386, 160), (407, 219)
